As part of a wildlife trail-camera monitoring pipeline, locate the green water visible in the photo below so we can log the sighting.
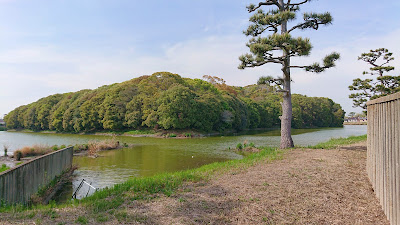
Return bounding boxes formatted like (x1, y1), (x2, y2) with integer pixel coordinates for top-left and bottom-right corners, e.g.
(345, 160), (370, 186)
(0, 125), (367, 199)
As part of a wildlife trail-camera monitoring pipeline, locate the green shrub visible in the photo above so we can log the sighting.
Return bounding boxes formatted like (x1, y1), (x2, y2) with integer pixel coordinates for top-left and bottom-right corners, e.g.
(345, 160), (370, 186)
(15, 151), (23, 161)
(236, 143), (243, 150)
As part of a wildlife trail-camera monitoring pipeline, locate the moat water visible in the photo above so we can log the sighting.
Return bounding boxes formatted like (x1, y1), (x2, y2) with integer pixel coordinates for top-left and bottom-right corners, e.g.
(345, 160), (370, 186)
(0, 125), (367, 199)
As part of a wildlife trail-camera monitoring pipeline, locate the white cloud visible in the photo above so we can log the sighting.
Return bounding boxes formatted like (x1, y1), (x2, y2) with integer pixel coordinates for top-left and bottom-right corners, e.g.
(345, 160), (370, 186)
(1, 28), (400, 117)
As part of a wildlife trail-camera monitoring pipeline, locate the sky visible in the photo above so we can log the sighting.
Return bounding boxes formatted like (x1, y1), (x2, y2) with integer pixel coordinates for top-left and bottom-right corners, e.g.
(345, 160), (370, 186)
(1, 0), (400, 118)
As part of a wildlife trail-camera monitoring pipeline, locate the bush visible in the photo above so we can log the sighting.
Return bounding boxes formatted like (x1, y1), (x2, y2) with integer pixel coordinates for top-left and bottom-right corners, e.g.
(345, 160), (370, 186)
(15, 151), (22, 161)
(236, 143), (243, 150)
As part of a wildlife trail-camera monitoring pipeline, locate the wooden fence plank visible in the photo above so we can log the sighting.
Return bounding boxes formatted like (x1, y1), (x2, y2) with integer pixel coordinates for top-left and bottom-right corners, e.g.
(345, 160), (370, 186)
(367, 94), (400, 224)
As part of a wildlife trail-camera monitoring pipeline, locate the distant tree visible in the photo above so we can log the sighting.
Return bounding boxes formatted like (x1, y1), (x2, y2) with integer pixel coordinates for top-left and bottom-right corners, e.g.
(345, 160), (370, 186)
(239, 0), (340, 148)
(348, 112), (356, 118)
(349, 48), (400, 110)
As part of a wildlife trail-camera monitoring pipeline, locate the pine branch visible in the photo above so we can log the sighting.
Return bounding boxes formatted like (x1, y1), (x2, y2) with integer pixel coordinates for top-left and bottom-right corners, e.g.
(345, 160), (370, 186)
(244, 10), (296, 36)
(239, 54), (283, 69)
(247, 1), (281, 12)
(292, 52), (340, 73)
(286, 0), (310, 7)
(358, 48), (395, 77)
(288, 12), (332, 33)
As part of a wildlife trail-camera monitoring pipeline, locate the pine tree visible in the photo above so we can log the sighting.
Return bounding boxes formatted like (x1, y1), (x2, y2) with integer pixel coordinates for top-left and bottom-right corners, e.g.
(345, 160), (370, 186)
(239, 0), (340, 148)
(349, 48), (399, 110)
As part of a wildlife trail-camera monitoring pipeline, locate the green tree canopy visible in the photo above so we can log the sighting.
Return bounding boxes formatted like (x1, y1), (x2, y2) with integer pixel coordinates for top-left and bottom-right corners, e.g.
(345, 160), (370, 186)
(5, 72), (344, 133)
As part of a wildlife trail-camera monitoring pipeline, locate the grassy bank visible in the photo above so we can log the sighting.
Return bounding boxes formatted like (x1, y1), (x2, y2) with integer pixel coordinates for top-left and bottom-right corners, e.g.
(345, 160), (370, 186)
(307, 134), (367, 149)
(0, 146), (282, 214)
(0, 135), (368, 223)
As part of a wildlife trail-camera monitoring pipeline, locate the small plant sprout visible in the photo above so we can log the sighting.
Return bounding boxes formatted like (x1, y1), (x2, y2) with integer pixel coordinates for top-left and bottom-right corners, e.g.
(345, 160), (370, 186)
(3, 144), (9, 157)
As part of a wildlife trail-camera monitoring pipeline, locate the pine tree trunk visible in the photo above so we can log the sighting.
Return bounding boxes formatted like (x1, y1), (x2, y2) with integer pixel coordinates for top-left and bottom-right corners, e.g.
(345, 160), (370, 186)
(279, 0), (294, 149)
(280, 68), (294, 148)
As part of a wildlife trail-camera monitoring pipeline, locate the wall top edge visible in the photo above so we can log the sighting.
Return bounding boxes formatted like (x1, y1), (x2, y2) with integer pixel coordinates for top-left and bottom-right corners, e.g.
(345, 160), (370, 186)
(367, 92), (400, 106)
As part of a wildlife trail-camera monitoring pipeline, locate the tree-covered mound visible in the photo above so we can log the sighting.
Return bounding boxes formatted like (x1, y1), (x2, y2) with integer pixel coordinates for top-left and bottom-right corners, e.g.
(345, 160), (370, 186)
(5, 72), (344, 133)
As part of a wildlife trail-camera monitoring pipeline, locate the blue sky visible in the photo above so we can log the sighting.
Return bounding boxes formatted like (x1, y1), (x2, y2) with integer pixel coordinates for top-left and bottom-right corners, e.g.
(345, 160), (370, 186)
(1, 0), (400, 117)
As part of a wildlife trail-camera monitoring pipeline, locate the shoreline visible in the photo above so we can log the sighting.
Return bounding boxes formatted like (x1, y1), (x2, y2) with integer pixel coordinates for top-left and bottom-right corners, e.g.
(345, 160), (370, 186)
(4, 127), (281, 139)
(0, 135), (389, 224)
(343, 121), (367, 125)
(3, 125), (353, 139)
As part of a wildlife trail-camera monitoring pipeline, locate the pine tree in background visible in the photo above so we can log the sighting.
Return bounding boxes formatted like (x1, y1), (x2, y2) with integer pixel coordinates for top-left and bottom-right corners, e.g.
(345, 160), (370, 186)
(239, 0), (340, 149)
(349, 48), (400, 110)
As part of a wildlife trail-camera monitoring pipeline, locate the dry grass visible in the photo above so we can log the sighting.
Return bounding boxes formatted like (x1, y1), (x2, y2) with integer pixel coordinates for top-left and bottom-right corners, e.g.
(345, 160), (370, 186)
(13, 145), (53, 159)
(88, 137), (120, 156)
(125, 142), (387, 224)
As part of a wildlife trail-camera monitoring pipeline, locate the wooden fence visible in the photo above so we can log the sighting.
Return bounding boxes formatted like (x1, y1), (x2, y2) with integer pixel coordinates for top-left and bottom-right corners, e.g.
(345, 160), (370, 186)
(0, 147), (73, 205)
(367, 92), (400, 225)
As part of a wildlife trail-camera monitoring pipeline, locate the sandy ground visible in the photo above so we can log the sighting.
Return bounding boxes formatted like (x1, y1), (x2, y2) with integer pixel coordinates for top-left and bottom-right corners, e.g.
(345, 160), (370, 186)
(1, 142), (389, 224)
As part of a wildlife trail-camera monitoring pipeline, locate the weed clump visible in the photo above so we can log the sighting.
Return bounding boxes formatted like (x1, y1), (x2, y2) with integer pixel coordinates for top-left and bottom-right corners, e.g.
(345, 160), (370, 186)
(88, 137), (120, 156)
(13, 145), (53, 159)
(235, 141), (259, 154)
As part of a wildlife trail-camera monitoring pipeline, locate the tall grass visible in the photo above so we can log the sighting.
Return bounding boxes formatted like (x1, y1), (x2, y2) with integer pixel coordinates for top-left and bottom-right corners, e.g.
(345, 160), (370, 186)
(88, 137), (120, 156)
(13, 145), (53, 159)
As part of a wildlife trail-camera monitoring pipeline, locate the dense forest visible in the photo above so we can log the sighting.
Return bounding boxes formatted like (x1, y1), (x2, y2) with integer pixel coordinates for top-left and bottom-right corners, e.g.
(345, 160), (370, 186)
(5, 72), (344, 132)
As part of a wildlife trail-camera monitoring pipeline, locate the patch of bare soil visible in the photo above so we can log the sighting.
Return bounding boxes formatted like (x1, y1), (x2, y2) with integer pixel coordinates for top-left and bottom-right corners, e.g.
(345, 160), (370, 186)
(0, 142), (388, 224)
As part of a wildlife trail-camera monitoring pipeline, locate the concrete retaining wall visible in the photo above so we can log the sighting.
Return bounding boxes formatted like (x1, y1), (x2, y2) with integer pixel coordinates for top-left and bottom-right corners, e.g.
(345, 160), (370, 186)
(367, 92), (400, 225)
(0, 147), (73, 205)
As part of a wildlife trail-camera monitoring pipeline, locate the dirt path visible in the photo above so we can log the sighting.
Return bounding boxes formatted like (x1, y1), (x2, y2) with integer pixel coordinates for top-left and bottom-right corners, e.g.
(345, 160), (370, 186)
(1, 142), (389, 224)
